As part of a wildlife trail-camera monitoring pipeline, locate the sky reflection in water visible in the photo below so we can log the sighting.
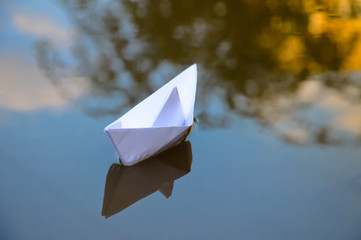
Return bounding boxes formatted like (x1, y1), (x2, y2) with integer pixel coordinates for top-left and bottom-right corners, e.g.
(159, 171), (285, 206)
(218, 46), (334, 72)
(1, 0), (360, 145)
(0, 0), (361, 239)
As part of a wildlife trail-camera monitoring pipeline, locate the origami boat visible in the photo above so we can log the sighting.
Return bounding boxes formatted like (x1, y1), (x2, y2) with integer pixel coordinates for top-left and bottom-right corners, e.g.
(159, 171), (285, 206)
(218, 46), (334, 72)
(104, 64), (197, 166)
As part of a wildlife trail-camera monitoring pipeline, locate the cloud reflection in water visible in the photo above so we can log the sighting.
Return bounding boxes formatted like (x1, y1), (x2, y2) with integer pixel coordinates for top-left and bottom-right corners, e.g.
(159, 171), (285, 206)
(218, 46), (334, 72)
(2, 0), (360, 146)
(33, 0), (361, 146)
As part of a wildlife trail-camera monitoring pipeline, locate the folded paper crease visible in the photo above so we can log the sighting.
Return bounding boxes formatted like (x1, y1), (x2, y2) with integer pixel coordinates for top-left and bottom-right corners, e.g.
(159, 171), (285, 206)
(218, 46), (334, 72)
(104, 64), (197, 166)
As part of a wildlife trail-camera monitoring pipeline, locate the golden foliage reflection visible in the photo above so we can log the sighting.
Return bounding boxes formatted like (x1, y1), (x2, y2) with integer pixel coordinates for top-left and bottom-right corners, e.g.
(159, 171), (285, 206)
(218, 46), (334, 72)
(35, 0), (361, 145)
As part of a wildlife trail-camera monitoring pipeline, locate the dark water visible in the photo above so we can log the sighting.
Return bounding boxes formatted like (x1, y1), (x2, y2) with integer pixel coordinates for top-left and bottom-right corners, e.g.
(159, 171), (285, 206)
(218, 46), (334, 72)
(1, 0), (361, 239)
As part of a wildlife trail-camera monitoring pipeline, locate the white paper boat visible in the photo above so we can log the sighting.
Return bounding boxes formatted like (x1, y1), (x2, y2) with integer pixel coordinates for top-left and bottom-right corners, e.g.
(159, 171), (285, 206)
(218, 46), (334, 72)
(104, 64), (197, 166)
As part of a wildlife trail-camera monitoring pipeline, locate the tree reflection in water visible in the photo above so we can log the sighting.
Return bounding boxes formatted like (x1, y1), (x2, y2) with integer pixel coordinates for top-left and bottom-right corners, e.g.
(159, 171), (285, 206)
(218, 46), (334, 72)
(36, 0), (361, 145)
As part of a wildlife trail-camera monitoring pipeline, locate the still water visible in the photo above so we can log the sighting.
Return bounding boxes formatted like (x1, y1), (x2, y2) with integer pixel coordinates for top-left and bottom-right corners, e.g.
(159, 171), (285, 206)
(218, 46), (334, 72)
(1, 0), (361, 239)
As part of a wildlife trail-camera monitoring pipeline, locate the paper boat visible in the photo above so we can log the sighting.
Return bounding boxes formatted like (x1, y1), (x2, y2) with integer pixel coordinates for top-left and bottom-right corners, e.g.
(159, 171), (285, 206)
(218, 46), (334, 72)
(104, 64), (197, 166)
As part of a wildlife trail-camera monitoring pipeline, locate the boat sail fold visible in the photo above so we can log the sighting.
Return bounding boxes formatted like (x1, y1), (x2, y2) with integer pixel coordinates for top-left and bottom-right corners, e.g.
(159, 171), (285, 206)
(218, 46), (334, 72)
(104, 64), (197, 166)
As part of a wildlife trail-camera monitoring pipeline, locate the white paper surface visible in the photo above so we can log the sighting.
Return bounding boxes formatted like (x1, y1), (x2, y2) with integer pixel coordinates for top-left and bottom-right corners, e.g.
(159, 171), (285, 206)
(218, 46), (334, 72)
(104, 64), (197, 166)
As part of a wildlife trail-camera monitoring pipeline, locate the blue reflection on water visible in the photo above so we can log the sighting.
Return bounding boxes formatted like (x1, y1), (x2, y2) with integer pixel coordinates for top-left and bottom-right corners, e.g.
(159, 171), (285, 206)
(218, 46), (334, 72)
(1, 107), (361, 239)
(1, 0), (361, 239)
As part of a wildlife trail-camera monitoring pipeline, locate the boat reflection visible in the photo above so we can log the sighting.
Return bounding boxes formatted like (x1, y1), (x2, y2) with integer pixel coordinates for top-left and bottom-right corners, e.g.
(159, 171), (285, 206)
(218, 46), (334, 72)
(102, 141), (193, 218)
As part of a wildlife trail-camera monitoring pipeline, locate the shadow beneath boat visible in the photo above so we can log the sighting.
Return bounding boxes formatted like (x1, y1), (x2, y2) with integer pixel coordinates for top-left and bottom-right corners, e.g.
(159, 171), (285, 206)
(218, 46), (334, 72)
(102, 141), (193, 218)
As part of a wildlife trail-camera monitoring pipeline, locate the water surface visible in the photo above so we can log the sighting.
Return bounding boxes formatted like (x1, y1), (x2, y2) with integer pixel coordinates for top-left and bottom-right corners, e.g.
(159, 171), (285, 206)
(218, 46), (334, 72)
(1, 0), (361, 239)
